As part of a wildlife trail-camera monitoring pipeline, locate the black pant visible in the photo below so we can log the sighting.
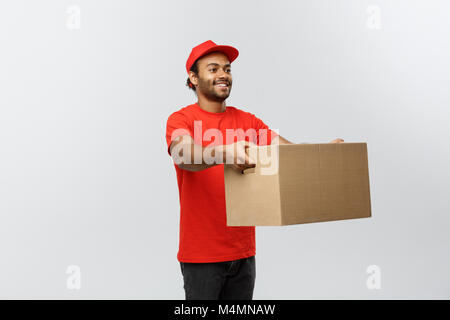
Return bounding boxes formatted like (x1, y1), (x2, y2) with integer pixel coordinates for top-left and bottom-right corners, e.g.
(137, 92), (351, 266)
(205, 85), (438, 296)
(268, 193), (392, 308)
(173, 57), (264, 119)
(179, 255), (256, 300)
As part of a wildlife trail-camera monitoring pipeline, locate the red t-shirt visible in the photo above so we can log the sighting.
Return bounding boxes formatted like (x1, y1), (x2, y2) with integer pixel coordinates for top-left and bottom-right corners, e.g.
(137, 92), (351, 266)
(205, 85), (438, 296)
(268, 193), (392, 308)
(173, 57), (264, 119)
(165, 102), (278, 263)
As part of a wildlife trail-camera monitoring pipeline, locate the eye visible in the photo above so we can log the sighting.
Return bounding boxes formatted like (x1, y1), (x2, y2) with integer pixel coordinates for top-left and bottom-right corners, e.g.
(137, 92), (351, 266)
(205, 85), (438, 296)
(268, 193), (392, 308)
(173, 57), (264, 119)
(226, 69), (231, 73)
(209, 68), (217, 72)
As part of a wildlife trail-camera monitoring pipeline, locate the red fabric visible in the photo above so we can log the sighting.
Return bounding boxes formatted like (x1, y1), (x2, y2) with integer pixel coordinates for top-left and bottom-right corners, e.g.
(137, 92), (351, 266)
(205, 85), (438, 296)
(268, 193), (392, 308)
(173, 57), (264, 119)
(186, 40), (239, 75)
(165, 103), (279, 263)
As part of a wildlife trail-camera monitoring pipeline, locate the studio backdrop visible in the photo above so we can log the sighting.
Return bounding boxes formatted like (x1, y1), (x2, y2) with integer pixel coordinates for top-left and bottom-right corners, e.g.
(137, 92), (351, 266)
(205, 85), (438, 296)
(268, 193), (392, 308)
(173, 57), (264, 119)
(0, 0), (449, 299)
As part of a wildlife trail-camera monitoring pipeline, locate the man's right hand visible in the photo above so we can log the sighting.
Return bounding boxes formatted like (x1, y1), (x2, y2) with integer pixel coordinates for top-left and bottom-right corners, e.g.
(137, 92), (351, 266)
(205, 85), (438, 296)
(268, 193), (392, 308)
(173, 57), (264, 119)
(222, 140), (258, 172)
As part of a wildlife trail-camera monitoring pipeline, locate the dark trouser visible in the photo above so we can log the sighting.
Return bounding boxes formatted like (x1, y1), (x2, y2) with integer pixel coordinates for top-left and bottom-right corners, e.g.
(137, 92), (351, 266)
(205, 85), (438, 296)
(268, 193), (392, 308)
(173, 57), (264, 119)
(179, 255), (256, 300)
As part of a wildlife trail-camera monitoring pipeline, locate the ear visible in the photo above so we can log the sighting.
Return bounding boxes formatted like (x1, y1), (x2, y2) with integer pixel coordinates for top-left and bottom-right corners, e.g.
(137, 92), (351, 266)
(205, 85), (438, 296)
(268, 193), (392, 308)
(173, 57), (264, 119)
(188, 71), (198, 87)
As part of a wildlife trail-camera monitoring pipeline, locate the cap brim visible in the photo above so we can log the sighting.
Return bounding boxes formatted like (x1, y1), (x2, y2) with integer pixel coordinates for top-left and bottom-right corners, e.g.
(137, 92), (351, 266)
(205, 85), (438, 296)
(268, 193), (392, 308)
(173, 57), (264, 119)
(200, 45), (239, 64)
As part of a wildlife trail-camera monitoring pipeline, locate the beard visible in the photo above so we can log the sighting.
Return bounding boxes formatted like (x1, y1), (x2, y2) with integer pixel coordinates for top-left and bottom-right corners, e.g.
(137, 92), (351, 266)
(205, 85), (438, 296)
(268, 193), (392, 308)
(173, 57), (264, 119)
(197, 78), (232, 102)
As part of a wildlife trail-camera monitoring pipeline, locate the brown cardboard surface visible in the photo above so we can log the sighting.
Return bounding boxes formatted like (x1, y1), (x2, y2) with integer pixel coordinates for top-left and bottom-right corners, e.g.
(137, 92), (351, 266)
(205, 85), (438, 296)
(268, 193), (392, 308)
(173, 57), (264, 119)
(224, 143), (371, 226)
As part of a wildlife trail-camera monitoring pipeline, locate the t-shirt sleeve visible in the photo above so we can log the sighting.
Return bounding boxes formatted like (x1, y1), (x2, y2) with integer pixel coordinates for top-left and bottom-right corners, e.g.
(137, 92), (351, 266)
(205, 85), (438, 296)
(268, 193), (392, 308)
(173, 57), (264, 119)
(165, 112), (193, 156)
(252, 114), (279, 146)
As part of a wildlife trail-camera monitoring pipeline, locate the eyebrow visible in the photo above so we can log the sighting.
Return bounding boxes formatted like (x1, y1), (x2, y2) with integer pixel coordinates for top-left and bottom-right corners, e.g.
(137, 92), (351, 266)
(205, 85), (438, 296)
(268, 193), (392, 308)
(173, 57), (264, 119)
(206, 63), (231, 68)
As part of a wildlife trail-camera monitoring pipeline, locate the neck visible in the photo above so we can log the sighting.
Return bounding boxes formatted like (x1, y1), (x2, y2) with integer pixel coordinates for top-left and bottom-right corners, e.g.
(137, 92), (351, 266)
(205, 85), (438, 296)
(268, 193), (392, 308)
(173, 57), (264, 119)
(196, 95), (226, 113)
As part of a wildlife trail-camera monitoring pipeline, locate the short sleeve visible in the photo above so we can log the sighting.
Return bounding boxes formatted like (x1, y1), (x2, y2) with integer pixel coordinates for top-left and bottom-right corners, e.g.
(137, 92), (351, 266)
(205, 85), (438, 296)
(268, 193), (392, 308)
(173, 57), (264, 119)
(165, 112), (193, 156)
(252, 115), (279, 146)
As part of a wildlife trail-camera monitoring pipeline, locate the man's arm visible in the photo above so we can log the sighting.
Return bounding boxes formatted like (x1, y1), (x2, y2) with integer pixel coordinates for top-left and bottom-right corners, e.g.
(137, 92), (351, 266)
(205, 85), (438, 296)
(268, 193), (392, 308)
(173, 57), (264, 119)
(271, 135), (344, 145)
(169, 135), (223, 172)
(169, 135), (256, 172)
(271, 135), (294, 145)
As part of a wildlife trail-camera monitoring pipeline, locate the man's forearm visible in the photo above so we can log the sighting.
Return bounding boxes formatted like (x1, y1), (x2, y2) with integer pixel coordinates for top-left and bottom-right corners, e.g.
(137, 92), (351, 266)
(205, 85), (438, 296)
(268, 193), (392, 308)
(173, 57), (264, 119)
(272, 135), (295, 145)
(172, 142), (225, 172)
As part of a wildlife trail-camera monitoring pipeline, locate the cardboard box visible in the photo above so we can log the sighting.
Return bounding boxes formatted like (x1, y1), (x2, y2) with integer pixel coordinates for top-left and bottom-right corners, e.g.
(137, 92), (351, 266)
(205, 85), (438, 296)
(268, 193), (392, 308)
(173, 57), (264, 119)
(224, 143), (371, 226)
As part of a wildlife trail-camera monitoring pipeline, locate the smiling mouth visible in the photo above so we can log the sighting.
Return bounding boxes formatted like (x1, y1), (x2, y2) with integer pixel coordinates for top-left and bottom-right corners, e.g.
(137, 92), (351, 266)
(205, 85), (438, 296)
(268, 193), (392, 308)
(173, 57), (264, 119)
(214, 82), (229, 89)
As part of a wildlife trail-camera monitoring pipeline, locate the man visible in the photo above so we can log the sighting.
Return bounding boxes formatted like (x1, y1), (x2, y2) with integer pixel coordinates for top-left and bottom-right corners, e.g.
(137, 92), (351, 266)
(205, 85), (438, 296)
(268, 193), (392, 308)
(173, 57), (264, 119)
(165, 40), (343, 300)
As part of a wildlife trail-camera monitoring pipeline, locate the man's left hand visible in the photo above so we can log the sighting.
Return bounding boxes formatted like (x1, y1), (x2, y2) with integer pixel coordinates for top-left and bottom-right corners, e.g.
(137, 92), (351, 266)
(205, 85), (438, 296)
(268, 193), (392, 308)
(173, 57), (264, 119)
(330, 138), (344, 143)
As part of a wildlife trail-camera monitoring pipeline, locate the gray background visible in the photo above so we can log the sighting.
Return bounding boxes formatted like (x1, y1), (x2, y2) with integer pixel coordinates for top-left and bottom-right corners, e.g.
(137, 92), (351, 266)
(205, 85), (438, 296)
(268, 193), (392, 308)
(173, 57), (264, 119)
(0, 0), (449, 299)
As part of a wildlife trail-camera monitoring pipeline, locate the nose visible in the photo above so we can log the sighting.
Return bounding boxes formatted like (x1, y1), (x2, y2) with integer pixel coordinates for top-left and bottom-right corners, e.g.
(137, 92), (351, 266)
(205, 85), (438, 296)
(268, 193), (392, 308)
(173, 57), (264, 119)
(217, 67), (230, 79)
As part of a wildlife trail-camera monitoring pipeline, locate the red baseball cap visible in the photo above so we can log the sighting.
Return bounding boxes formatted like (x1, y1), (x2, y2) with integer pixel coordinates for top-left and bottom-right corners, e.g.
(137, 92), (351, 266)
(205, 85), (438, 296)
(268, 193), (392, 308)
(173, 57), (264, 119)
(186, 40), (239, 75)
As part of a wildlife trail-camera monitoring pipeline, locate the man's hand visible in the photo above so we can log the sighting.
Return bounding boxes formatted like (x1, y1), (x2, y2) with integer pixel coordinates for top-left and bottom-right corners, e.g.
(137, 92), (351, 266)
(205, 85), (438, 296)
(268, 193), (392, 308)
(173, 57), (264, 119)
(223, 140), (257, 173)
(330, 138), (344, 143)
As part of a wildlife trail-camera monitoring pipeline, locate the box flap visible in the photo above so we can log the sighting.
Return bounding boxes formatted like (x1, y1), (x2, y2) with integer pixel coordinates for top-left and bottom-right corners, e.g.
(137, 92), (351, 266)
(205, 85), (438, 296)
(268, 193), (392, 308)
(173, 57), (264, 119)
(224, 145), (282, 226)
